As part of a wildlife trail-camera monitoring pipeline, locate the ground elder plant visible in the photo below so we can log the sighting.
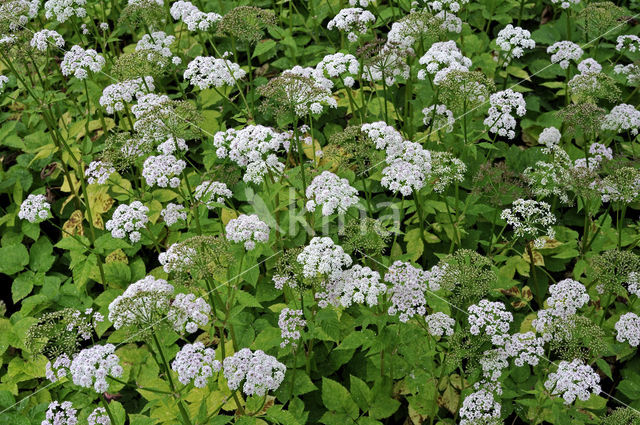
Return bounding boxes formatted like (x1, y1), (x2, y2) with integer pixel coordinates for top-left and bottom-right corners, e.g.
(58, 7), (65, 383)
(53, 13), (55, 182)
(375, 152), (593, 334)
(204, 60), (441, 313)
(2, 0), (640, 424)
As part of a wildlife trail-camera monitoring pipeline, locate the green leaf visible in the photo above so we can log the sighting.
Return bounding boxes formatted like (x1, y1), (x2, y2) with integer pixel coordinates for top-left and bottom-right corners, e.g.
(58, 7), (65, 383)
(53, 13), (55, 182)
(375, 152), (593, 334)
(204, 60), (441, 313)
(322, 377), (359, 419)
(253, 40), (277, 58)
(350, 375), (372, 412)
(29, 237), (54, 272)
(0, 244), (29, 275)
(617, 379), (640, 399)
(12, 272), (34, 303)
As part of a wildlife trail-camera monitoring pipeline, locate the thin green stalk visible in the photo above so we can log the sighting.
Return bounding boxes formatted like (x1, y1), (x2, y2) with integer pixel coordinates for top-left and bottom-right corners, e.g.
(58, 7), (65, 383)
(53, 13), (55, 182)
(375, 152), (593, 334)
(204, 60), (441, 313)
(151, 332), (193, 425)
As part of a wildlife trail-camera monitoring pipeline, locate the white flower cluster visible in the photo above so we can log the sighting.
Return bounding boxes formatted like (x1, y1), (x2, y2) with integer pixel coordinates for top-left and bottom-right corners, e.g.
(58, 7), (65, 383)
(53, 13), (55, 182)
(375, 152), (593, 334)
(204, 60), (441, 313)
(629, 272), (640, 298)
(577, 58), (602, 75)
(381, 141), (432, 196)
(0, 0), (39, 31)
(545, 359), (600, 405)
(69, 344), (123, 393)
(430, 151), (466, 193)
(88, 407), (110, 425)
(18, 193), (50, 223)
(170, 1), (221, 31)
(44, 0), (86, 22)
(136, 31), (178, 66)
(161, 203), (187, 226)
(318, 265), (386, 308)
(468, 300), (513, 346)
(108, 276), (174, 329)
(459, 387), (501, 425)
(417, 40), (471, 84)
(616, 35), (640, 52)
(99, 77), (155, 114)
(547, 41), (583, 70)
(43, 401), (78, 425)
(361, 46), (410, 86)
(142, 154), (185, 188)
(316, 53), (360, 87)
(30, 29), (64, 51)
(483, 89), (527, 139)
(429, 0), (468, 13)
(306, 171), (359, 216)
(435, 10), (463, 33)
(223, 348), (286, 396)
(0, 75), (8, 93)
(213, 125), (287, 184)
(131, 93), (172, 141)
(194, 180), (233, 209)
(168, 293), (211, 333)
(158, 136), (188, 155)
(504, 331), (544, 367)
(171, 342), (221, 388)
(278, 308), (306, 348)
(547, 279), (590, 318)
(61, 46), (105, 80)
(158, 243), (196, 273)
(500, 198), (556, 248)
(297, 237), (352, 279)
(480, 348), (509, 381)
(46, 353), (71, 383)
(224, 214), (270, 250)
(550, 0), (580, 8)
(615, 63), (640, 85)
(361, 121), (404, 150)
(538, 126), (561, 147)
(602, 103), (640, 136)
(282, 65), (338, 115)
(85, 160), (115, 185)
(184, 56), (246, 90)
(105, 201), (149, 243)
(422, 104), (455, 132)
(327, 7), (376, 42)
(385, 261), (428, 322)
(615, 312), (640, 347)
(424, 312), (455, 337)
(496, 24), (535, 65)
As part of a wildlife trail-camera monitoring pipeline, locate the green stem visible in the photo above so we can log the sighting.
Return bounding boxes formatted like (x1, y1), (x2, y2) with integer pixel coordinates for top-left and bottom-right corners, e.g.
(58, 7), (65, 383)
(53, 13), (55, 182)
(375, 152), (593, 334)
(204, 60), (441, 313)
(151, 332), (193, 425)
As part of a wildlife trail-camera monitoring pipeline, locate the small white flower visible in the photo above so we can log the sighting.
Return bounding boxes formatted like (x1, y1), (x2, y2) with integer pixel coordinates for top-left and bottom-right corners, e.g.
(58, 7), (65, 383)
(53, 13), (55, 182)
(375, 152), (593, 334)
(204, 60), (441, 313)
(278, 308), (306, 348)
(225, 214), (270, 250)
(615, 312), (640, 347)
(424, 312), (455, 337)
(168, 293), (211, 334)
(105, 201), (149, 243)
(170, 0), (221, 31)
(496, 24), (535, 65)
(484, 89), (527, 140)
(161, 203), (187, 226)
(61, 45), (105, 80)
(69, 344), (123, 393)
(327, 7), (375, 42)
(194, 180), (233, 209)
(547, 41), (583, 69)
(172, 342), (221, 388)
(223, 348), (286, 396)
(19, 194), (51, 223)
(545, 359), (600, 405)
(468, 300), (513, 346)
(184, 56), (246, 90)
(30, 29), (64, 51)
(85, 161), (115, 185)
(306, 171), (359, 216)
(297, 237), (352, 279)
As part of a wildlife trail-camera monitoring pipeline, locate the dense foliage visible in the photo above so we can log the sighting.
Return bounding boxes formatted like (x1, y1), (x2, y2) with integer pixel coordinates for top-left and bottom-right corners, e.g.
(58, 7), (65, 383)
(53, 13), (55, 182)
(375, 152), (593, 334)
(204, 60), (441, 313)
(1, 0), (640, 424)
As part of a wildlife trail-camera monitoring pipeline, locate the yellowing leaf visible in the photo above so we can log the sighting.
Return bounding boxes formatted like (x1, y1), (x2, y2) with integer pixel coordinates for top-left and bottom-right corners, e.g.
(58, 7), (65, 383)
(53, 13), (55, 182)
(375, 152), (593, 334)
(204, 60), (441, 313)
(106, 249), (128, 264)
(221, 208), (238, 226)
(63, 210), (84, 237)
(522, 249), (544, 266)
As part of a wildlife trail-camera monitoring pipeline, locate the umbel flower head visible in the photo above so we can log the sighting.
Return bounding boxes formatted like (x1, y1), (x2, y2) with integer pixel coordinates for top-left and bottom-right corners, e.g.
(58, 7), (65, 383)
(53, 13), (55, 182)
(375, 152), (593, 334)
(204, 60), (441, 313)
(501, 198), (556, 248)
(381, 140), (432, 196)
(170, 0), (221, 31)
(105, 201), (149, 243)
(386, 10), (445, 53)
(212, 125), (288, 184)
(18, 193), (50, 223)
(327, 7), (376, 42)
(417, 40), (471, 84)
(30, 29), (64, 51)
(61, 45), (105, 80)
(259, 72), (337, 119)
(385, 261), (428, 322)
(278, 308), (306, 348)
(589, 249), (640, 296)
(159, 235), (234, 284)
(467, 299), (513, 346)
(217, 6), (276, 44)
(142, 154), (186, 188)
(172, 342), (221, 388)
(596, 167), (640, 204)
(615, 312), (640, 347)
(424, 312), (455, 337)
(225, 214), (270, 251)
(223, 348), (286, 396)
(495, 24), (536, 65)
(430, 249), (495, 303)
(361, 44), (410, 86)
(339, 217), (391, 256)
(88, 407), (110, 425)
(544, 359), (600, 405)
(547, 41), (583, 69)
(68, 344), (123, 393)
(184, 56), (246, 90)
(316, 264), (386, 308)
(25, 308), (102, 358)
(42, 401), (78, 425)
(194, 180), (233, 209)
(484, 89), (527, 140)
(167, 293), (211, 334)
(458, 386), (502, 425)
(306, 171), (359, 216)
(297, 237), (352, 280)
(108, 275), (174, 331)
